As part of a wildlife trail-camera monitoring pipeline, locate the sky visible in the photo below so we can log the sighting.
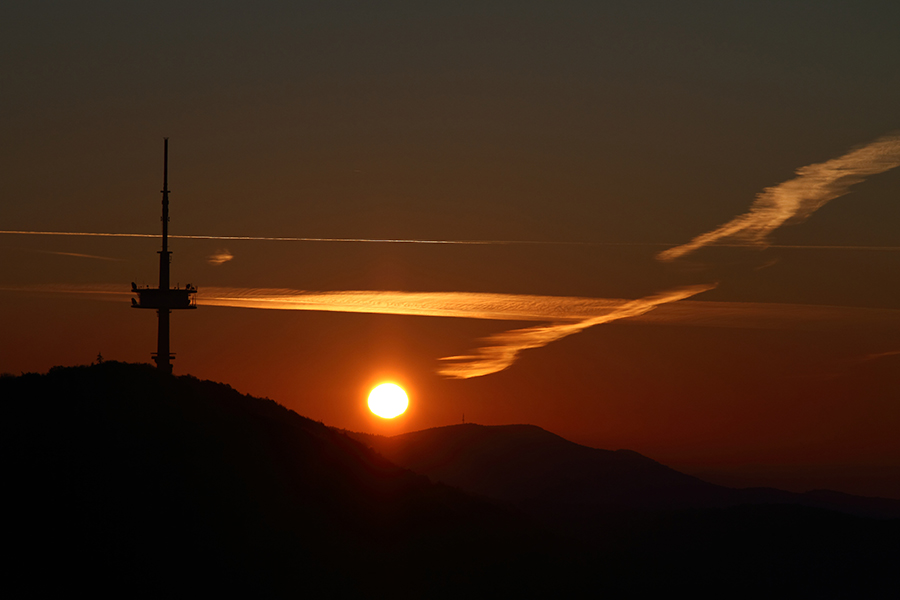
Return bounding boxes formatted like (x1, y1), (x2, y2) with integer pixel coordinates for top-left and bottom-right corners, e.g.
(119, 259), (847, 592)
(2, 1), (900, 498)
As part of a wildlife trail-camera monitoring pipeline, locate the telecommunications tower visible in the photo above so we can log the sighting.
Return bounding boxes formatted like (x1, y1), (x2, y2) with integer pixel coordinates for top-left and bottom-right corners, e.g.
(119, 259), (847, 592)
(131, 138), (197, 373)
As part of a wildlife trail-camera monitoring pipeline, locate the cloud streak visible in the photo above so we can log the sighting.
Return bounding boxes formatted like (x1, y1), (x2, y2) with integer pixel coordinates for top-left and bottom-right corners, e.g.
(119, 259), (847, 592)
(437, 285), (714, 378)
(197, 285), (715, 378)
(207, 249), (233, 265)
(31, 250), (124, 262)
(4, 230), (900, 252)
(0, 230), (587, 246)
(8, 284), (898, 330)
(197, 288), (636, 322)
(9, 283), (900, 376)
(0, 283), (713, 377)
(658, 132), (900, 261)
(7, 134), (898, 378)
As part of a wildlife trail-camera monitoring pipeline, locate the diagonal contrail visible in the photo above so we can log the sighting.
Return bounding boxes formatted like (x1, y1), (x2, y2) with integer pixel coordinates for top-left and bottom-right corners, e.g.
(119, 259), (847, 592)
(9, 283), (900, 377)
(6, 134), (899, 378)
(1, 283), (713, 377)
(658, 132), (900, 261)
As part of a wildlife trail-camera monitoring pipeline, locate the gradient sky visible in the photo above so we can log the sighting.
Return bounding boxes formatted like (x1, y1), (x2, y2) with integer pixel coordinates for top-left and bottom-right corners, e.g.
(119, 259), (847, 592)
(3, 1), (900, 497)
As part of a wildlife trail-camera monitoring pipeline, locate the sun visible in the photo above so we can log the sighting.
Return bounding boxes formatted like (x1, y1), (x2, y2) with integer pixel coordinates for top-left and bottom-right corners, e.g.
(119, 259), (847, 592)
(368, 383), (409, 419)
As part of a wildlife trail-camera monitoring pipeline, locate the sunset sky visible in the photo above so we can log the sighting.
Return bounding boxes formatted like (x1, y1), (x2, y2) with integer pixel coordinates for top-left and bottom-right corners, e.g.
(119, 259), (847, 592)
(2, 2), (899, 497)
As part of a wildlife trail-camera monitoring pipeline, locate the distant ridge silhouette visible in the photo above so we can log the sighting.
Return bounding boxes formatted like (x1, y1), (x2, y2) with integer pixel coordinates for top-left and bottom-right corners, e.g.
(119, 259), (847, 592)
(2, 364), (896, 597)
(345, 423), (900, 520)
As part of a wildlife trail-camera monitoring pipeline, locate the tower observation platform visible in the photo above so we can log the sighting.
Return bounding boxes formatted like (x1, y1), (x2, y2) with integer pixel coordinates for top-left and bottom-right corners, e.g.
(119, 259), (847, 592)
(131, 138), (196, 373)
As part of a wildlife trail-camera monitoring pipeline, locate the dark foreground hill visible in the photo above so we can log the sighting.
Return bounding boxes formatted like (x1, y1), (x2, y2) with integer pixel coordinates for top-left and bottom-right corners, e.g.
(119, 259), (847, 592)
(3, 364), (898, 598)
(0, 363), (563, 597)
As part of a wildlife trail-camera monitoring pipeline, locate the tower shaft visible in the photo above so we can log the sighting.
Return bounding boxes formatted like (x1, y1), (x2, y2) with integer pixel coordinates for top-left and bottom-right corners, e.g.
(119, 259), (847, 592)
(132, 138), (196, 373)
(156, 138), (173, 373)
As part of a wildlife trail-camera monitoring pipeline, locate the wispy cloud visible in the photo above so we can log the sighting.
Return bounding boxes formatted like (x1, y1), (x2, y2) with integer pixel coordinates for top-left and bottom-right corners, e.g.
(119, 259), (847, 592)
(207, 249), (233, 265)
(0, 283), (714, 377)
(32, 250), (124, 262)
(658, 133), (900, 261)
(437, 285), (714, 378)
(6, 135), (898, 378)
(201, 285), (714, 377)
(9, 283), (900, 376)
(0, 283), (131, 299)
(197, 288), (634, 321)
(192, 285), (712, 378)
(629, 299), (900, 331)
(8, 284), (898, 331)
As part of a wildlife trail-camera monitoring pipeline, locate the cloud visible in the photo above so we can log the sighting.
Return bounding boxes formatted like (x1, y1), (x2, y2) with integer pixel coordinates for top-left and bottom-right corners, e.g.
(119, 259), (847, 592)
(196, 288), (637, 321)
(9, 284), (899, 332)
(207, 249), (233, 265)
(658, 133), (900, 261)
(0, 283), (715, 377)
(437, 285), (714, 378)
(4, 231), (900, 253)
(11, 283), (900, 376)
(197, 285), (716, 377)
(10, 132), (900, 379)
(628, 299), (900, 331)
(32, 250), (124, 262)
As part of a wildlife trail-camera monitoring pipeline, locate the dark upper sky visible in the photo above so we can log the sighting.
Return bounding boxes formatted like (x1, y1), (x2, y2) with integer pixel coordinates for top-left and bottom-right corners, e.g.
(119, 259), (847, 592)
(2, 1), (900, 497)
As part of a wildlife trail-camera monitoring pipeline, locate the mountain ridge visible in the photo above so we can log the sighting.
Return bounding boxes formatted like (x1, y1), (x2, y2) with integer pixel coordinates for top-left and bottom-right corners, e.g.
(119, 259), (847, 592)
(343, 422), (900, 520)
(3, 362), (896, 597)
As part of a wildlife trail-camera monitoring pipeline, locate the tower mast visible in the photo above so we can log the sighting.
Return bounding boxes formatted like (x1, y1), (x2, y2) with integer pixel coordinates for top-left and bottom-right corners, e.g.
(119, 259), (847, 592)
(157, 138), (172, 372)
(132, 139), (196, 373)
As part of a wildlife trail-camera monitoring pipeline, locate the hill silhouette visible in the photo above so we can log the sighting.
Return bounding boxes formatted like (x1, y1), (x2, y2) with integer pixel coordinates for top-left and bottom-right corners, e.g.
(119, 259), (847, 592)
(346, 424), (900, 520)
(3, 364), (897, 597)
(347, 423), (900, 596)
(1, 363), (565, 597)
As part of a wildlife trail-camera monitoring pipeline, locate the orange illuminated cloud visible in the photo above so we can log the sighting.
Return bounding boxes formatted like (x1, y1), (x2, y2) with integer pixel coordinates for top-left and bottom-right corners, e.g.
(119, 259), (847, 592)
(207, 249), (233, 265)
(10, 284), (900, 379)
(197, 288), (632, 322)
(436, 285), (714, 378)
(197, 285), (714, 378)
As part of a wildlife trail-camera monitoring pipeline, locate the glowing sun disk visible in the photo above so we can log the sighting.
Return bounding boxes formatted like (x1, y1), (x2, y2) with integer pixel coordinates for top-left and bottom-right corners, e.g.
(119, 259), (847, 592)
(368, 383), (409, 419)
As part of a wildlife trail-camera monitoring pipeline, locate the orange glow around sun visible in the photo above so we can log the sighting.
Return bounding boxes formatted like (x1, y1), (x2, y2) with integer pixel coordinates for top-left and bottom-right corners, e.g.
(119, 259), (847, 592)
(368, 383), (409, 419)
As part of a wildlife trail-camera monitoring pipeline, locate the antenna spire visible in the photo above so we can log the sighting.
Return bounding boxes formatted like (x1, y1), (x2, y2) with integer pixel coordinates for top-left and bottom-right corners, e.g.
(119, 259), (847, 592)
(131, 139), (197, 373)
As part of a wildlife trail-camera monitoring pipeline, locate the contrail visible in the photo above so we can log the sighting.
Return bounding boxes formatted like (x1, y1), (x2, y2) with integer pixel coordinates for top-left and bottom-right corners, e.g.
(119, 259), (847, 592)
(30, 250), (125, 262)
(10, 283), (900, 377)
(3, 229), (900, 252)
(7, 133), (899, 378)
(8, 284), (898, 330)
(658, 132), (900, 261)
(0, 283), (714, 378)
(0, 283), (669, 322)
(0, 230), (588, 245)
